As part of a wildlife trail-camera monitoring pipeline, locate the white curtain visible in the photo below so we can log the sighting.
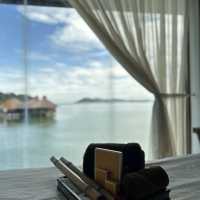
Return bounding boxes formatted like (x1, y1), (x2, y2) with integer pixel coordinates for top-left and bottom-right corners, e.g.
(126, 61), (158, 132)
(65, 0), (190, 158)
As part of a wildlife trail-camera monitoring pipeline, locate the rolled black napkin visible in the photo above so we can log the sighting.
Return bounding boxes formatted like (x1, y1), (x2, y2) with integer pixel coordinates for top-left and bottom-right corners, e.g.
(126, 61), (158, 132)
(83, 143), (145, 179)
(122, 166), (169, 200)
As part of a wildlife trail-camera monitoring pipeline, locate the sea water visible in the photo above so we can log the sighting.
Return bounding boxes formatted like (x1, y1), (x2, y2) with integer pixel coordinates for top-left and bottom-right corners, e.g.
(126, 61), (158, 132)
(0, 102), (153, 171)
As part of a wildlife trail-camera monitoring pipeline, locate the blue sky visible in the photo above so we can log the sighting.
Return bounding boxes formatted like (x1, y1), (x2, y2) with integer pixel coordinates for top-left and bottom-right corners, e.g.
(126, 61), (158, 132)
(0, 5), (152, 104)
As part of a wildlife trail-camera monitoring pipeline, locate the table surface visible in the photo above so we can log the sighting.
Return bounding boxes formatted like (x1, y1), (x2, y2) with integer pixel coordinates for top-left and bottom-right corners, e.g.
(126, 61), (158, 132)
(1, 154), (200, 200)
(0, 167), (63, 200)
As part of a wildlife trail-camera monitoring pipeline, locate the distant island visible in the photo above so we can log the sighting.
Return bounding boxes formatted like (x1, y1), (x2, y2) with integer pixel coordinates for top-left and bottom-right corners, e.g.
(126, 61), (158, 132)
(76, 97), (152, 104)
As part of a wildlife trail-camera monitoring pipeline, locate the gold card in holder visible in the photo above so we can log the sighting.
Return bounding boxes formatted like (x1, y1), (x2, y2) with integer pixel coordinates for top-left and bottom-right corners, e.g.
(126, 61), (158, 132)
(94, 148), (122, 195)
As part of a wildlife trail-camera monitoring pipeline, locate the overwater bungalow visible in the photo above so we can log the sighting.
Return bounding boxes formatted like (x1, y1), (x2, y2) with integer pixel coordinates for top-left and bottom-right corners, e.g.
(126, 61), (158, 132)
(0, 96), (56, 120)
(28, 96), (57, 118)
(0, 98), (23, 120)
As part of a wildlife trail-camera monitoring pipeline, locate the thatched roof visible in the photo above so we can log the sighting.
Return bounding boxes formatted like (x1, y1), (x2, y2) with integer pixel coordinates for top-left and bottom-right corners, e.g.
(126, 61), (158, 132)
(0, 96), (56, 111)
(0, 98), (23, 111)
(28, 96), (56, 110)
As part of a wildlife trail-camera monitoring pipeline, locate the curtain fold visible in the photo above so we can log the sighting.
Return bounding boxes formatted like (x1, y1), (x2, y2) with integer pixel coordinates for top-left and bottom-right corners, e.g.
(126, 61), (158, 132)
(66, 0), (190, 158)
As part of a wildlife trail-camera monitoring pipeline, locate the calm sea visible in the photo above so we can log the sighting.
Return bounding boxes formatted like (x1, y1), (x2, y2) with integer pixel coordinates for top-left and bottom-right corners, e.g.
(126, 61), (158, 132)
(0, 102), (153, 171)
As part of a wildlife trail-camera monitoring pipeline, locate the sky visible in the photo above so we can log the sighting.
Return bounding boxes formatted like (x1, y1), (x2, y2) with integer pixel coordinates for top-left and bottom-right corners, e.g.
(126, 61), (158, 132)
(0, 4), (152, 104)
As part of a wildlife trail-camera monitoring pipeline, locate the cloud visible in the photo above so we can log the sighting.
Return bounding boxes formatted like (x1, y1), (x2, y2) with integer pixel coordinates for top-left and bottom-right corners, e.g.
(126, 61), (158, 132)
(50, 10), (104, 52)
(15, 6), (152, 103)
(17, 6), (69, 24)
(0, 67), (25, 94)
(17, 6), (105, 53)
(0, 62), (152, 104)
(26, 61), (152, 104)
(28, 52), (52, 62)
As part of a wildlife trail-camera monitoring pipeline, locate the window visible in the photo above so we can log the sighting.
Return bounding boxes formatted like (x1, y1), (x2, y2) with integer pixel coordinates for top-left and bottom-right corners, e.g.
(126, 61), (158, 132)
(0, 5), (153, 170)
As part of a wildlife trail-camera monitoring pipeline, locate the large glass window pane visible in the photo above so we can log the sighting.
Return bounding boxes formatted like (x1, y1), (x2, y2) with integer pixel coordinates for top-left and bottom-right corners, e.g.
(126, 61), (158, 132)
(0, 5), (153, 170)
(0, 4), (26, 170)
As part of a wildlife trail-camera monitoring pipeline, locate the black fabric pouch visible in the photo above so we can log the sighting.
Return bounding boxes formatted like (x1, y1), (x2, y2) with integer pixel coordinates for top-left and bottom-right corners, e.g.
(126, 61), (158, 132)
(83, 143), (145, 179)
(122, 166), (169, 200)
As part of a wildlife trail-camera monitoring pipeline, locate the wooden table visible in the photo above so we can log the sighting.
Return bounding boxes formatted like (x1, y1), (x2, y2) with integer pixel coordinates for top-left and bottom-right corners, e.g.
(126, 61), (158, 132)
(0, 167), (64, 200)
(1, 154), (200, 199)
